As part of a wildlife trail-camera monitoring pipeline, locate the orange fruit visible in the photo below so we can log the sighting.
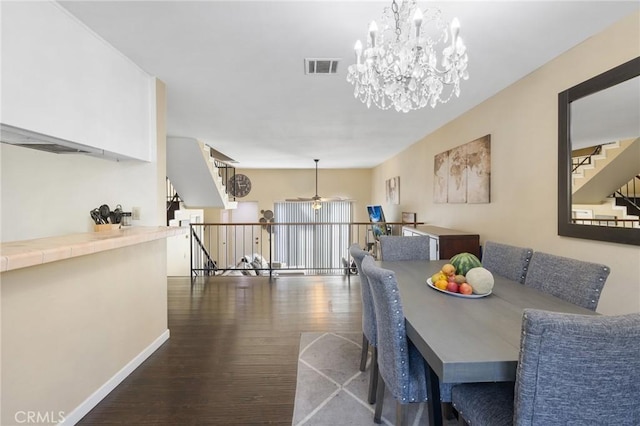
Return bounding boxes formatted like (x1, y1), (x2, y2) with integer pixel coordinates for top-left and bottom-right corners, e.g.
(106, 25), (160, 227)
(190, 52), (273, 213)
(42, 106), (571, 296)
(435, 279), (448, 290)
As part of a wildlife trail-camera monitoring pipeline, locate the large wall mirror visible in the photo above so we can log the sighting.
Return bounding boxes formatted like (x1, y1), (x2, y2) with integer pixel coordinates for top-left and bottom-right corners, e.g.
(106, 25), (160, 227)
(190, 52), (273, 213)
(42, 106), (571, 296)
(558, 57), (640, 246)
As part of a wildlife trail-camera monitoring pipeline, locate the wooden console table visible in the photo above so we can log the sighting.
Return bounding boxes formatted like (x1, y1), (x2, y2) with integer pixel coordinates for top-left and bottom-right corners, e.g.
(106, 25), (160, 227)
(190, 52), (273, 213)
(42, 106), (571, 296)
(401, 225), (480, 260)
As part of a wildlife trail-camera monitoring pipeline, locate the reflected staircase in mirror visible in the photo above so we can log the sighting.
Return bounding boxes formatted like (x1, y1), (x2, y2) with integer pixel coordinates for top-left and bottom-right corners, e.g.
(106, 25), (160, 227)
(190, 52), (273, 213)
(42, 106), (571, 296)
(613, 175), (640, 217)
(571, 138), (640, 228)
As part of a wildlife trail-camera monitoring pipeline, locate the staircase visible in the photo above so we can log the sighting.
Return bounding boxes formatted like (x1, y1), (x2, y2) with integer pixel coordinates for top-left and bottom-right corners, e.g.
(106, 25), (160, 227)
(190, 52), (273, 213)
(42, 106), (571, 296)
(166, 180), (181, 225)
(571, 138), (640, 228)
(572, 138), (639, 202)
(613, 175), (640, 217)
(166, 137), (238, 210)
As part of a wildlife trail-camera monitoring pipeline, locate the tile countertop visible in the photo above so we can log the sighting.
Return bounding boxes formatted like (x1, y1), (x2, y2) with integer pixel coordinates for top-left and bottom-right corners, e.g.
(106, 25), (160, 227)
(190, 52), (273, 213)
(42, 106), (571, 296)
(1, 226), (187, 272)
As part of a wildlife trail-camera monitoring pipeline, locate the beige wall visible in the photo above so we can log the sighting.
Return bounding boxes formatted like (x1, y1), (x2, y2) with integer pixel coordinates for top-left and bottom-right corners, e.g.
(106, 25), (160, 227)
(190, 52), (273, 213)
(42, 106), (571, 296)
(204, 167), (373, 223)
(155, 79), (168, 225)
(372, 12), (640, 315)
(1, 240), (168, 425)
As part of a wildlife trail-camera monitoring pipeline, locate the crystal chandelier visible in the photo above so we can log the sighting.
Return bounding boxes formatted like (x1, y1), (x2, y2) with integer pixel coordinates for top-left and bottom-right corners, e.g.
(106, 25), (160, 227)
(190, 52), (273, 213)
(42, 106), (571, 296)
(346, 0), (469, 113)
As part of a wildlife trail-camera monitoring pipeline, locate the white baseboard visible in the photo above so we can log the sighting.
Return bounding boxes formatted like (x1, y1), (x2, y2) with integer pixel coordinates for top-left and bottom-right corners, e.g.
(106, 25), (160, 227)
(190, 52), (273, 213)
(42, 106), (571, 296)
(60, 329), (170, 425)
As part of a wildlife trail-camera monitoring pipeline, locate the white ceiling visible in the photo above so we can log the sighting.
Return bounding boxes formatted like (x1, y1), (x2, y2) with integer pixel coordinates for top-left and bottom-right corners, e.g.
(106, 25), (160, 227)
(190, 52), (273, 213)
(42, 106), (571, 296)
(58, 1), (639, 169)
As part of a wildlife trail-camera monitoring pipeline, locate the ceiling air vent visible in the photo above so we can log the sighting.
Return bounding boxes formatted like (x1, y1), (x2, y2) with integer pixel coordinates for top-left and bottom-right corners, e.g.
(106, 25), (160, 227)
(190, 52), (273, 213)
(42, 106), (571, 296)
(305, 58), (339, 75)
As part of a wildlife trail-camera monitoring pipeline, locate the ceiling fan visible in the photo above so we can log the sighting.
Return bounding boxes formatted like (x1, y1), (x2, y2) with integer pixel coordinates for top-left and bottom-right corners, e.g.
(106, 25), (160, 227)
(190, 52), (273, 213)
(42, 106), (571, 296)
(286, 159), (346, 209)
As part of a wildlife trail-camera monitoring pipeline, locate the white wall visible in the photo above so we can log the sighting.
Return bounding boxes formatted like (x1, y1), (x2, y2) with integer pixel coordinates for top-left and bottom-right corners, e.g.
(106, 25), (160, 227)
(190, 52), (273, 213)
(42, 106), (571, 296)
(1, 1), (153, 161)
(1, 143), (162, 241)
(372, 12), (640, 315)
(0, 1), (163, 242)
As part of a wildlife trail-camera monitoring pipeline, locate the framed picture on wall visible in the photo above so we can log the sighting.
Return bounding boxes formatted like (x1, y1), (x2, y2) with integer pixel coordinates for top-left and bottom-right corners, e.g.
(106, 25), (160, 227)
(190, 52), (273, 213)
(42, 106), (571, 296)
(433, 135), (491, 204)
(385, 176), (400, 205)
(402, 212), (417, 227)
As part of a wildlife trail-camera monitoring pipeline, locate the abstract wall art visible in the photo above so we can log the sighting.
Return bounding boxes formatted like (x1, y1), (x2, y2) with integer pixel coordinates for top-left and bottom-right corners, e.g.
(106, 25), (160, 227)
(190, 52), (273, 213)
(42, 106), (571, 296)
(386, 176), (400, 205)
(434, 135), (491, 204)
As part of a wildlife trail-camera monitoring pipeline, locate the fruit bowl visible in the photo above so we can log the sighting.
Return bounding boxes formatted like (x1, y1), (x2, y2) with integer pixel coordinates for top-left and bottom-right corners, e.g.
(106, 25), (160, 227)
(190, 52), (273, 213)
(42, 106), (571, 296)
(426, 278), (491, 299)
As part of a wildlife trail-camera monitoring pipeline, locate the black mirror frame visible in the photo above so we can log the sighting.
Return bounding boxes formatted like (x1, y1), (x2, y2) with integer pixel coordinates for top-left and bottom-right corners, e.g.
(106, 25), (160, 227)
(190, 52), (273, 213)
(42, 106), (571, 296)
(558, 56), (640, 246)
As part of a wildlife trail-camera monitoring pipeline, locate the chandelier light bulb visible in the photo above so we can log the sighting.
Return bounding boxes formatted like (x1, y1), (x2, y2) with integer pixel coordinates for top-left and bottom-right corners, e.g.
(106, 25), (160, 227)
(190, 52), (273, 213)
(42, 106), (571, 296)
(354, 40), (363, 65)
(368, 21), (378, 47)
(413, 7), (423, 37)
(450, 17), (461, 43)
(346, 0), (469, 113)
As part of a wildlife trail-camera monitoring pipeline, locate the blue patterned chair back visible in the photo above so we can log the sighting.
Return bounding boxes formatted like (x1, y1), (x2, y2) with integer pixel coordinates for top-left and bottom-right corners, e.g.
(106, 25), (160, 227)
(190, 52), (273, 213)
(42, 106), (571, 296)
(349, 244), (376, 347)
(481, 241), (533, 284)
(379, 236), (430, 261)
(361, 256), (428, 404)
(514, 309), (640, 424)
(524, 252), (609, 311)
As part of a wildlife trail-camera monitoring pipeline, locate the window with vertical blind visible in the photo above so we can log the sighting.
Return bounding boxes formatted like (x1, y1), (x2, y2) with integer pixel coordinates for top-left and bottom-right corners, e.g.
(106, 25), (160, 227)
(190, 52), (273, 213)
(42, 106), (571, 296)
(274, 201), (353, 275)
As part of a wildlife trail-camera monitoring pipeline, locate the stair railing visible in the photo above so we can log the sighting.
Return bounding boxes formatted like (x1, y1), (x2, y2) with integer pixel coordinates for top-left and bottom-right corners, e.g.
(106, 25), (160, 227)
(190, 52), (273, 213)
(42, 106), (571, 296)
(612, 175), (640, 218)
(190, 225), (217, 279)
(208, 148), (235, 197)
(166, 192), (180, 211)
(189, 221), (424, 279)
(572, 145), (602, 173)
(166, 178), (182, 225)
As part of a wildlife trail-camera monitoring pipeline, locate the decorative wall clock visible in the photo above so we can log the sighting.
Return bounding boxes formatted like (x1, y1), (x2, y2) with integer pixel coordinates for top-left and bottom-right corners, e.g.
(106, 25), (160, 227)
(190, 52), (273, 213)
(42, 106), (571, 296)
(228, 173), (252, 198)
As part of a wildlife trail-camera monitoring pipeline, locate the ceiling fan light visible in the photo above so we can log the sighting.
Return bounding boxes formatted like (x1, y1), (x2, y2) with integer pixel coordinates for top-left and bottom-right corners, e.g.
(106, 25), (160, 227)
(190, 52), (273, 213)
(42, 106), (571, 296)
(312, 200), (322, 210)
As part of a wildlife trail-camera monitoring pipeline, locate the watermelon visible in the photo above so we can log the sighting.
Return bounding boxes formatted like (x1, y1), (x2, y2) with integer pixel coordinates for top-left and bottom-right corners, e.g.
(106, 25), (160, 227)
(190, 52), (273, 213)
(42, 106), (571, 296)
(450, 252), (482, 276)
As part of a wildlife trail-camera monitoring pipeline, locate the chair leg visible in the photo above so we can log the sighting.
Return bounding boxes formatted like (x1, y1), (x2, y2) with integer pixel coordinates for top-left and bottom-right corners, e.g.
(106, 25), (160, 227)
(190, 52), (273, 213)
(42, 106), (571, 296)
(374, 376), (385, 424)
(360, 334), (369, 372)
(396, 401), (408, 426)
(442, 402), (455, 420)
(368, 347), (378, 404)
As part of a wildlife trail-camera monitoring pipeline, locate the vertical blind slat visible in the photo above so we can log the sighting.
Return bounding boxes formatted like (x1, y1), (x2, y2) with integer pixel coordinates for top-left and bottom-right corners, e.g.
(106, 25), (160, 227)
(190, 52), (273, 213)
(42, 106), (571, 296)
(274, 201), (352, 274)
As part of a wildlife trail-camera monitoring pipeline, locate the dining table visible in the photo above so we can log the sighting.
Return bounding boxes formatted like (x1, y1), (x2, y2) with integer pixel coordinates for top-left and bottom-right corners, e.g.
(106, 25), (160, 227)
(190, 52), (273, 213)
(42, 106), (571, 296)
(379, 259), (597, 426)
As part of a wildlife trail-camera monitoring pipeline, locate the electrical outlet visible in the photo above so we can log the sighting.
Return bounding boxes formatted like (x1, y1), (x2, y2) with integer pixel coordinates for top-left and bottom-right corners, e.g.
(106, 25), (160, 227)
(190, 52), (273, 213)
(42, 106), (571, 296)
(132, 207), (141, 220)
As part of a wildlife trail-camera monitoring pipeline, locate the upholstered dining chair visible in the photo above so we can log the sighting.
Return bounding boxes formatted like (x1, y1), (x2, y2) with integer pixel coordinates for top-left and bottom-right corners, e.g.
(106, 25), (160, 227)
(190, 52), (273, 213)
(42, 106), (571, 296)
(361, 255), (429, 425)
(481, 241), (533, 284)
(378, 235), (430, 261)
(523, 252), (610, 311)
(349, 243), (378, 404)
(451, 309), (640, 426)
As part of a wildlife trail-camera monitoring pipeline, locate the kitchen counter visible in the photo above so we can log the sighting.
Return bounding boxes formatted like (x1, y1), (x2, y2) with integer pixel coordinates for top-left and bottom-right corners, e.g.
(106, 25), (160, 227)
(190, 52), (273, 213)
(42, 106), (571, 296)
(1, 226), (187, 272)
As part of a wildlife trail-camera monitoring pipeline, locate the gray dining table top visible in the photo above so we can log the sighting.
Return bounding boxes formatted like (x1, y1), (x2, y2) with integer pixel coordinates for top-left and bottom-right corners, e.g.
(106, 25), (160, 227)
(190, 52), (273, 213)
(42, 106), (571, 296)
(379, 259), (596, 384)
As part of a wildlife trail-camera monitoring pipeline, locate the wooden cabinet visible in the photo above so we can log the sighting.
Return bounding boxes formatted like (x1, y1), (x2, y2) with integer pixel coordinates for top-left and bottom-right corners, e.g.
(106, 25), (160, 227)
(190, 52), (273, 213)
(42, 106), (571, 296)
(402, 225), (480, 260)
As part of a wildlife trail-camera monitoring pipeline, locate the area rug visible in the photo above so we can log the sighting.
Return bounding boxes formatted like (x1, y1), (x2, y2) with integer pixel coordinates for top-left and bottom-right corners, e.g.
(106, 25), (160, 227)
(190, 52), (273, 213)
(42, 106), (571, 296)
(292, 332), (429, 426)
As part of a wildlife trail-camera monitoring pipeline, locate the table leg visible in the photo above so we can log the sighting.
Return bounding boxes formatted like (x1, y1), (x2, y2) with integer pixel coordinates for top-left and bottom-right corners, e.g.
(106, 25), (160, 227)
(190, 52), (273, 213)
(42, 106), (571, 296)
(426, 363), (443, 426)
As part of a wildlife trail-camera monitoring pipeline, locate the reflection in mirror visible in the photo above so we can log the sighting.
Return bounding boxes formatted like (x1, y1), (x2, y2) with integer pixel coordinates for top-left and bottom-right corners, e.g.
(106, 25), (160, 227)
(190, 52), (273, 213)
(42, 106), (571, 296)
(558, 57), (640, 246)
(570, 76), (640, 228)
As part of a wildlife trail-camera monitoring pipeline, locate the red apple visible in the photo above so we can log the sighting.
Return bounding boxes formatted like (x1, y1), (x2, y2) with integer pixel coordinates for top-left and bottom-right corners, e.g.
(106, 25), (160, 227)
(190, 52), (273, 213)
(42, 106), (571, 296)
(459, 283), (473, 295)
(446, 282), (459, 293)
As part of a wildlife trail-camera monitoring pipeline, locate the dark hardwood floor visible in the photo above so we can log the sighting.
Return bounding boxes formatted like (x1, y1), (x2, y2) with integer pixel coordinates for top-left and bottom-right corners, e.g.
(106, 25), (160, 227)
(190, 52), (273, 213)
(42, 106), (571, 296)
(78, 274), (362, 425)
